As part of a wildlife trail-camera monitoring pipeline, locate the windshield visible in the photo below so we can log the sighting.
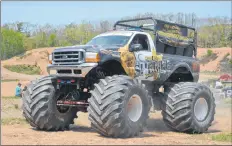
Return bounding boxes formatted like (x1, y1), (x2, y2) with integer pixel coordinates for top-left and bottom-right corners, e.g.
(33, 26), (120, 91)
(87, 35), (130, 46)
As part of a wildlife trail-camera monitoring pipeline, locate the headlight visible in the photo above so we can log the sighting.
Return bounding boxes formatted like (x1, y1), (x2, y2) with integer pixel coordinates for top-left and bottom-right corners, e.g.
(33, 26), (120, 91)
(48, 54), (52, 64)
(85, 52), (100, 63)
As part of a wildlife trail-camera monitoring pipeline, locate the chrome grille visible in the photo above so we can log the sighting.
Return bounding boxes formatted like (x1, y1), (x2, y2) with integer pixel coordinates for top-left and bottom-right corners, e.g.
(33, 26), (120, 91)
(53, 50), (85, 65)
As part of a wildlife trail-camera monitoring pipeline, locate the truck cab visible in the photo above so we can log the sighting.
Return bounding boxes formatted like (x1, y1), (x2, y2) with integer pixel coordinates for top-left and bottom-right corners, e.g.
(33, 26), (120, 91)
(47, 17), (199, 88)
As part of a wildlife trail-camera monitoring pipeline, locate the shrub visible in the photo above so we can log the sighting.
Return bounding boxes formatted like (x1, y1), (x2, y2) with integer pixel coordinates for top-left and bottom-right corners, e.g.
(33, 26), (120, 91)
(229, 59), (232, 65)
(207, 49), (213, 57)
(1, 28), (26, 60)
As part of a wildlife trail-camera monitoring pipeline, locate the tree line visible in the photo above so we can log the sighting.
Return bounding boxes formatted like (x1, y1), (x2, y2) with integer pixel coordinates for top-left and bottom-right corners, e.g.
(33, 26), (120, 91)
(1, 12), (231, 60)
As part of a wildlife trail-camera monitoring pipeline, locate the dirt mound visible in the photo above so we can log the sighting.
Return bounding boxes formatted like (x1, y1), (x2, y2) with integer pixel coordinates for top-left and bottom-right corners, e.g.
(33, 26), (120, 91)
(1, 47), (56, 76)
(1, 66), (42, 81)
(199, 53), (218, 65)
(197, 48), (232, 72)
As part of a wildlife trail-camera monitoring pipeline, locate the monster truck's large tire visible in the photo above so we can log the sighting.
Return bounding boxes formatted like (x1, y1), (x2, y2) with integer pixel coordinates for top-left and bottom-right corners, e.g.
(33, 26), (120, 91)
(88, 75), (151, 138)
(22, 76), (78, 131)
(161, 82), (215, 133)
(22, 80), (38, 127)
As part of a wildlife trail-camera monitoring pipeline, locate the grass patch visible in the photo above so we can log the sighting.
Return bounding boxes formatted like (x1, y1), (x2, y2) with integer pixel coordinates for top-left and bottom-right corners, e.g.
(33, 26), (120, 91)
(224, 98), (232, 104)
(1, 118), (27, 125)
(229, 59), (232, 65)
(4, 64), (41, 75)
(200, 71), (219, 75)
(1, 79), (19, 82)
(212, 133), (232, 142)
(2, 96), (20, 99)
(3, 105), (20, 110)
(222, 82), (232, 87)
(207, 49), (213, 57)
(14, 104), (19, 109)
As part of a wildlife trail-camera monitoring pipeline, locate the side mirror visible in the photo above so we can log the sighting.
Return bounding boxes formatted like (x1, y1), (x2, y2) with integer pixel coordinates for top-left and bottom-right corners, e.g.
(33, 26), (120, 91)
(129, 44), (143, 52)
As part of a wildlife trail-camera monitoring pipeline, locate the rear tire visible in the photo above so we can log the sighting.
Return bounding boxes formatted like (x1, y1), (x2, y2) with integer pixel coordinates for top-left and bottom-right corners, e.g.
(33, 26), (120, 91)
(88, 75), (151, 138)
(161, 82), (215, 133)
(22, 76), (78, 131)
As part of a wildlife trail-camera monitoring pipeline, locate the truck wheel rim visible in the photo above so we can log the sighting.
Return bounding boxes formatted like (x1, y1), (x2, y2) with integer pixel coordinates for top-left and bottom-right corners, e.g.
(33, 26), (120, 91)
(127, 94), (143, 122)
(194, 97), (208, 121)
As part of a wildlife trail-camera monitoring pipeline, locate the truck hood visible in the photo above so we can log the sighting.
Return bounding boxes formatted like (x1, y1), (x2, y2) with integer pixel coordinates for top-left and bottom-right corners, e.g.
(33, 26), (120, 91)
(53, 45), (121, 53)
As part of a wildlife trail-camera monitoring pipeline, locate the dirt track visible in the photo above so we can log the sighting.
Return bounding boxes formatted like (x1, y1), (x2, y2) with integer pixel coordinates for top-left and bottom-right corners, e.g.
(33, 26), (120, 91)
(1, 103), (232, 145)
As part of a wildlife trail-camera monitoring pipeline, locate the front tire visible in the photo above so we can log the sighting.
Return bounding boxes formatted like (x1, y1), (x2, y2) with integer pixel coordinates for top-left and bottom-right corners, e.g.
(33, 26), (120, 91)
(22, 76), (78, 131)
(88, 75), (151, 138)
(22, 80), (37, 127)
(161, 82), (215, 133)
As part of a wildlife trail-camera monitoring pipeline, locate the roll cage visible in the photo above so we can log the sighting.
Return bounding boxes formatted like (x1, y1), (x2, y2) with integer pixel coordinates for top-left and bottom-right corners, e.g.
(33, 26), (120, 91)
(113, 17), (197, 56)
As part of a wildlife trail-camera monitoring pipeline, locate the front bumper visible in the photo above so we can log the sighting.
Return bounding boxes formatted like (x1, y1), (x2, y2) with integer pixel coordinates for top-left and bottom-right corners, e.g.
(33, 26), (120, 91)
(47, 63), (97, 78)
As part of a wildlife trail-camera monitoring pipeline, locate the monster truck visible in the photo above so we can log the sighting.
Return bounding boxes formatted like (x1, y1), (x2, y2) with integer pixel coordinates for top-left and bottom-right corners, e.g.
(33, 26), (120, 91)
(22, 17), (215, 138)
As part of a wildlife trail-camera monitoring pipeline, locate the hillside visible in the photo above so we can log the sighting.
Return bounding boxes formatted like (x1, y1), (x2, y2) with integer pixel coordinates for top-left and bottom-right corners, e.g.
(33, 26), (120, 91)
(1, 47), (56, 77)
(1, 47), (231, 77)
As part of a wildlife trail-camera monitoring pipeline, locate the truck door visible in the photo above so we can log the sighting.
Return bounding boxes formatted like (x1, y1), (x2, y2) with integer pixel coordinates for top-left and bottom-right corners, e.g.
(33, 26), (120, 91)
(129, 33), (163, 80)
(129, 34), (152, 79)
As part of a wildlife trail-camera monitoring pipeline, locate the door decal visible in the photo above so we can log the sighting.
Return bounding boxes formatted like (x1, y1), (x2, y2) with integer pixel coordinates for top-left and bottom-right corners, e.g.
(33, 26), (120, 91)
(135, 49), (163, 80)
